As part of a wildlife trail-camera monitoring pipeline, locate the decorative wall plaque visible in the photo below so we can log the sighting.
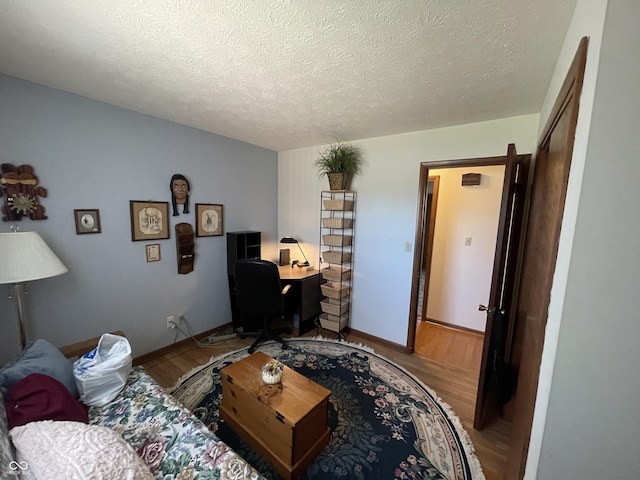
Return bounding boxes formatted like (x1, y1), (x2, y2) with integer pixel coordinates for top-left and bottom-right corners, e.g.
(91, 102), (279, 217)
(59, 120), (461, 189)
(0, 164), (48, 221)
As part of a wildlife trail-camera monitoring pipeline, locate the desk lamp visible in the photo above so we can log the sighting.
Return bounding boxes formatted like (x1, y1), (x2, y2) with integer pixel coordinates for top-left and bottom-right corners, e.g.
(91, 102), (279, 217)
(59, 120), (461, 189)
(280, 236), (310, 267)
(0, 225), (68, 349)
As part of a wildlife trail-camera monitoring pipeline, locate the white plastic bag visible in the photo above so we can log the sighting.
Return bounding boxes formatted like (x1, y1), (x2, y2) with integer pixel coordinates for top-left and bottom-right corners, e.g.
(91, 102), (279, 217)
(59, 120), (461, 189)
(73, 333), (132, 407)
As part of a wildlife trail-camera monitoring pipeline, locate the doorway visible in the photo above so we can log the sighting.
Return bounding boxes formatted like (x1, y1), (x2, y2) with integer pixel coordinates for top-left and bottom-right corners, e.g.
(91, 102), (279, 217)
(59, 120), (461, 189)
(410, 161), (507, 375)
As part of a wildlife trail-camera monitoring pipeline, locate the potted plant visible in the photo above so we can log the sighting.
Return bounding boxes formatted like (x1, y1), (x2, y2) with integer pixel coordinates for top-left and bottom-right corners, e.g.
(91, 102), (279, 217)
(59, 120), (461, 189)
(314, 142), (363, 191)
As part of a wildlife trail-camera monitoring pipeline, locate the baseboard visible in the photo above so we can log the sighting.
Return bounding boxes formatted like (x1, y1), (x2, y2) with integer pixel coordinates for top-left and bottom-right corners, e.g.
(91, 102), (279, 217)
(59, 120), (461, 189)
(133, 323), (232, 366)
(349, 328), (411, 354)
(423, 317), (484, 336)
(134, 324), (413, 365)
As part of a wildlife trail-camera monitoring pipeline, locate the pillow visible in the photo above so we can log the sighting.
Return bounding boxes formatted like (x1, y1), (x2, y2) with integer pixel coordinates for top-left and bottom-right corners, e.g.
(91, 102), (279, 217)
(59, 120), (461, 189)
(0, 339), (78, 398)
(9, 421), (153, 480)
(0, 400), (18, 480)
(5, 373), (88, 429)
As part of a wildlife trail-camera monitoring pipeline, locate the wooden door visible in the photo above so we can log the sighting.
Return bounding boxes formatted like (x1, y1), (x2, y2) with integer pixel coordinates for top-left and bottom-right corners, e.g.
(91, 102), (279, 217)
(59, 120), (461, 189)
(474, 144), (530, 429)
(505, 37), (588, 479)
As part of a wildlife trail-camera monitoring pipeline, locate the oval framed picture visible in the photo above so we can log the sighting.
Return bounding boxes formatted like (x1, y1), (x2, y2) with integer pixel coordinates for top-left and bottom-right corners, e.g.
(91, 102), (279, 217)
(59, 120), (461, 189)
(129, 200), (170, 241)
(74, 209), (102, 234)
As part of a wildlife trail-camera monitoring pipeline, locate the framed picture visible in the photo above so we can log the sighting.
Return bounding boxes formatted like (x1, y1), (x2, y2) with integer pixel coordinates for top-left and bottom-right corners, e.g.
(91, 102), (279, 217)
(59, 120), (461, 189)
(130, 200), (170, 241)
(196, 203), (223, 237)
(74, 209), (102, 234)
(146, 243), (161, 262)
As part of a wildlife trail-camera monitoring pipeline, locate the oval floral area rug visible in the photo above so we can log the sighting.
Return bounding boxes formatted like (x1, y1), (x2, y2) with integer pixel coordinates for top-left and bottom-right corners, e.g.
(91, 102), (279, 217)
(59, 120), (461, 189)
(170, 337), (485, 480)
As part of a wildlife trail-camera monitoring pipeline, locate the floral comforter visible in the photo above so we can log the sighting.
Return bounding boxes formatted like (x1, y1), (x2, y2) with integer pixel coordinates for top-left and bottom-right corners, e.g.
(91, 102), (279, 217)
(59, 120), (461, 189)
(89, 366), (264, 480)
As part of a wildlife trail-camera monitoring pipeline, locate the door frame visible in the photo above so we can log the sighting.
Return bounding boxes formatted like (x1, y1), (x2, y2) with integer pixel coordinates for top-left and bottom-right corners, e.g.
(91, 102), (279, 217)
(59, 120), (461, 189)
(419, 175), (440, 322)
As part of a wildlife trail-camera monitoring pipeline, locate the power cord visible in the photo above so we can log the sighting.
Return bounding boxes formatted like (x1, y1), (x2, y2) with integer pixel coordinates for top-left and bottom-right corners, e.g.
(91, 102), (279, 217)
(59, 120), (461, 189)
(172, 315), (237, 348)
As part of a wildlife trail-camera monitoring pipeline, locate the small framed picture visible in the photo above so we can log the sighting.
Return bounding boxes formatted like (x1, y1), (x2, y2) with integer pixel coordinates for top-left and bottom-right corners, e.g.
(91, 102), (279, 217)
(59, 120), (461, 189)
(130, 201), (170, 241)
(146, 243), (161, 262)
(74, 209), (102, 234)
(195, 203), (223, 237)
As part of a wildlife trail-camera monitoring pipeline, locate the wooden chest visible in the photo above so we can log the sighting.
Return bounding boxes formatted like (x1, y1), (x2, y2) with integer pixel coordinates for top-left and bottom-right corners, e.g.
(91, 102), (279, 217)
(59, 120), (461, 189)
(219, 351), (331, 480)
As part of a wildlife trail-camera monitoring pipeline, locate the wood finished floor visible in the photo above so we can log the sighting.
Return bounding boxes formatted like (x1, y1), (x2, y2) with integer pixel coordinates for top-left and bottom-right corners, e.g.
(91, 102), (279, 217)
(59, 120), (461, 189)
(142, 326), (509, 480)
(414, 320), (484, 375)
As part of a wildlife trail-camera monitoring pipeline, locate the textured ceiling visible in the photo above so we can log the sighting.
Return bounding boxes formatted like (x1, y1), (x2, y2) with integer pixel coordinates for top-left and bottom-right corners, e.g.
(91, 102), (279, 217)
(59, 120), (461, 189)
(0, 1), (576, 151)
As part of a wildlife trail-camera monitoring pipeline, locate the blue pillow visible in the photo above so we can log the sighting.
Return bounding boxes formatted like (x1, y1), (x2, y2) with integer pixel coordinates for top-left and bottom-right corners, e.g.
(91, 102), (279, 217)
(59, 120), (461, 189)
(0, 339), (78, 398)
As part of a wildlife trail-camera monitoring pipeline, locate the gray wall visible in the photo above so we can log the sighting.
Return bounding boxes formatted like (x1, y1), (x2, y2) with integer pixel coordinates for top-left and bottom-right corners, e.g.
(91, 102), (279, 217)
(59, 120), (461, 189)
(0, 74), (278, 362)
(537, 1), (640, 478)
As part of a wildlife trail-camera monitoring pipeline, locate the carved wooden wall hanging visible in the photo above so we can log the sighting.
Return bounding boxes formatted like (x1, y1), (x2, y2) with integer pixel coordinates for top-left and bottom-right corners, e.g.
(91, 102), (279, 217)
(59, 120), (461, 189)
(175, 222), (195, 274)
(0, 164), (48, 221)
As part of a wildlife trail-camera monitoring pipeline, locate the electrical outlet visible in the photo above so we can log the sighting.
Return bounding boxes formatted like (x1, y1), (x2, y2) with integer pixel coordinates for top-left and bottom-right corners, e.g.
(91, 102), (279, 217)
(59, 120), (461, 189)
(166, 316), (176, 329)
(176, 313), (185, 324)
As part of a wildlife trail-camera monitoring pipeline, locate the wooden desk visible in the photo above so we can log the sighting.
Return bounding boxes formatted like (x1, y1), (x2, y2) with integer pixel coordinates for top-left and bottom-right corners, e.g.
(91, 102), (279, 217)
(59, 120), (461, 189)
(278, 265), (323, 336)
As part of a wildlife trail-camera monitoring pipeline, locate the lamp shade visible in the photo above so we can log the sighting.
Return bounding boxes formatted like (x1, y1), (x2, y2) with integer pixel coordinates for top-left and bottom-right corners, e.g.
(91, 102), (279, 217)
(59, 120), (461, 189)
(280, 236), (298, 244)
(0, 231), (68, 284)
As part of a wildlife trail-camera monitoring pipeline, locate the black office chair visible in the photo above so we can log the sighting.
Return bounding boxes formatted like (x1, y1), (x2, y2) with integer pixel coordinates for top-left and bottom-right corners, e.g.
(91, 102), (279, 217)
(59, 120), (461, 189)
(234, 258), (292, 354)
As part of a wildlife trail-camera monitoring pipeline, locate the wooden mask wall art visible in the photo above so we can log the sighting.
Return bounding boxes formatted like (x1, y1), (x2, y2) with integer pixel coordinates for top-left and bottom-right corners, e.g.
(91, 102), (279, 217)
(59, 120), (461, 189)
(0, 164), (48, 221)
(170, 174), (191, 216)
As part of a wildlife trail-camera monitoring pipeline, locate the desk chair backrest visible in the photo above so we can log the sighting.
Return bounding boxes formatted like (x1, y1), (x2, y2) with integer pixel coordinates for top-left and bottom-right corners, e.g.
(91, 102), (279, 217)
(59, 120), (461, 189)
(234, 259), (284, 318)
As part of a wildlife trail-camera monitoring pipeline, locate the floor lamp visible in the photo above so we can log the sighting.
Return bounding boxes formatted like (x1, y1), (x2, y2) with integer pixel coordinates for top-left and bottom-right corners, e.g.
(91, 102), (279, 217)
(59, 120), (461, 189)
(0, 226), (68, 349)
